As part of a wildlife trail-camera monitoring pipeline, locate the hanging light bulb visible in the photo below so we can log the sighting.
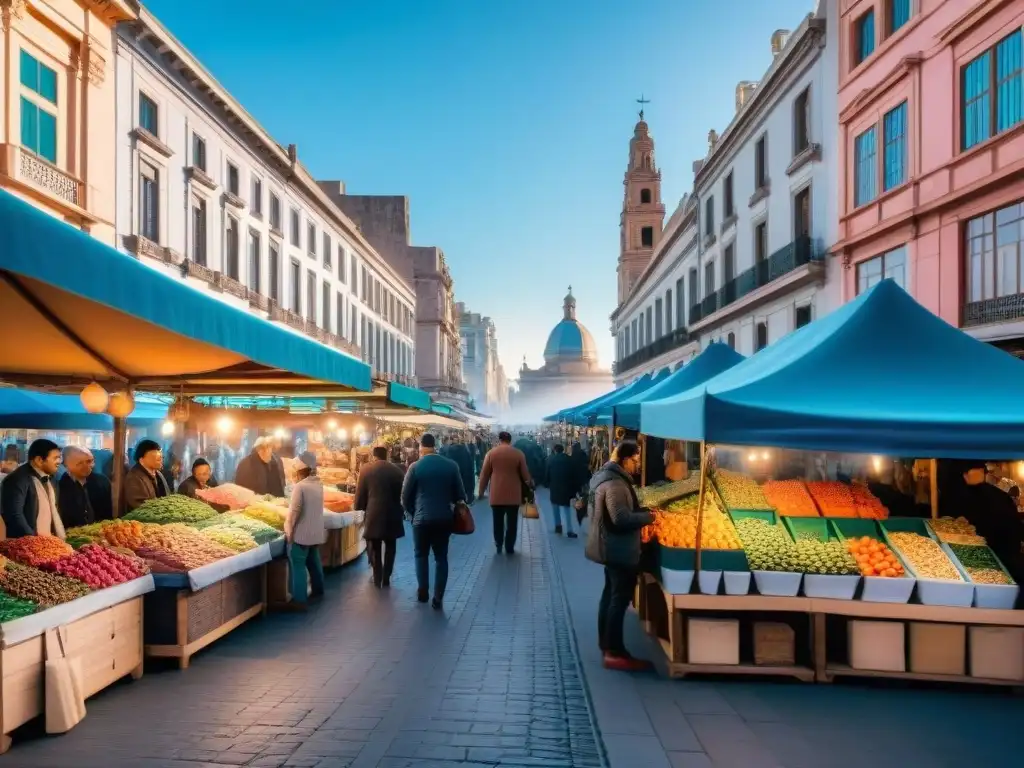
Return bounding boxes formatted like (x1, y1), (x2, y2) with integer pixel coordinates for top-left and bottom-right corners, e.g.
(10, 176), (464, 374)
(106, 391), (136, 418)
(161, 421), (175, 437)
(216, 415), (233, 435)
(80, 382), (109, 414)
(326, 418), (338, 430)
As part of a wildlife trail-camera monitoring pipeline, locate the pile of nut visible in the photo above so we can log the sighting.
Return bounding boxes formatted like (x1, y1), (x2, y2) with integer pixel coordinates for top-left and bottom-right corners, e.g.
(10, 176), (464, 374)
(888, 532), (964, 581)
(0, 561), (92, 608)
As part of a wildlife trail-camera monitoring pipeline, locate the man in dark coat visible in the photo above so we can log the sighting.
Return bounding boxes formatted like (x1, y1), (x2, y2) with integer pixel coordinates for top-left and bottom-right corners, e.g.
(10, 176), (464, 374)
(123, 439), (172, 513)
(234, 437), (286, 497)
(545, 444), (579, 538)
(1, 438), (64, 538)
(58, 446), (113, 529)
(355, 446), (406, 587)
(448, 438), (476, 505)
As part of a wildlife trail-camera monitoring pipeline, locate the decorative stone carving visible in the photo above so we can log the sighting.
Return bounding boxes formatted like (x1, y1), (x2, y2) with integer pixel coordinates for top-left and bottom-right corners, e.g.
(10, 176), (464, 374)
(0, 0), (27, 33)
(19, 150), (81, 207)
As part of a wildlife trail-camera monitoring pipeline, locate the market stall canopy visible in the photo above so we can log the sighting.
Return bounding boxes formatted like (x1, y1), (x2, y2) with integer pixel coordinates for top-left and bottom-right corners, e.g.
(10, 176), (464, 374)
(438, 401), (495, 427)
(566, 374), (656, 427)
(0, 189), (372, 396)
(641, 279), (1024, 458)
(0, 388), (167, 430)
(331, 382), (433, 415)
(583, 367), (671, 426)
(614, 343), (744, 432)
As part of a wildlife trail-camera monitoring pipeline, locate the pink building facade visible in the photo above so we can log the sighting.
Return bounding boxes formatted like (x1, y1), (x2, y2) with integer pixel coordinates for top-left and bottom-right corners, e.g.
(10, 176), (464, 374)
(834, 0), (1024, 350)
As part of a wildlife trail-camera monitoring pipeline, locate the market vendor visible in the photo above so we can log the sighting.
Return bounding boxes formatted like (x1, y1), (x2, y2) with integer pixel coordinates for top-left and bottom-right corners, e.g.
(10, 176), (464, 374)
(234, 436), (286, 497)
(123, 439), (172, 513)
(945, 459), (1024, 585)
(0, 438), (66, 539)
(176, 457), (218, 498)
(58, 446), (113, 528)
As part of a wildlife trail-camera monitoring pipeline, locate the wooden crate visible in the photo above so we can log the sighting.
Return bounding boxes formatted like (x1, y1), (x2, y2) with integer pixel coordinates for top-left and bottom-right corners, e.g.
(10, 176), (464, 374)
(144, 566), (266, 670)
(754, 622), (796, 666)
(340, 525), (366, 565)
(320, 529), (342, 569)
(0, 597), (144, 754)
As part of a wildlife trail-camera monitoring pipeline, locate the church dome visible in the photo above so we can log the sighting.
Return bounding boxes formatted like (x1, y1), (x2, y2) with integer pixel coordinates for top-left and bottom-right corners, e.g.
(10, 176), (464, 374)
(543, 287), (599, 365)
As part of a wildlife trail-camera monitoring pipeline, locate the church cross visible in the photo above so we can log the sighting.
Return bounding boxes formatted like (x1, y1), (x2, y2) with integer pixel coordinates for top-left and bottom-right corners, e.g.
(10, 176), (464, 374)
(636, 94), (651, 120)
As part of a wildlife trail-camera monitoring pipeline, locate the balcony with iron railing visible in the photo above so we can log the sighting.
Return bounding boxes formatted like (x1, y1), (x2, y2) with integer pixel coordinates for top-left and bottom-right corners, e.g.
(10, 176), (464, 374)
(613, 326), (692, 376)
(962, 293), (1024, 329)
(689, 235), (824, 327)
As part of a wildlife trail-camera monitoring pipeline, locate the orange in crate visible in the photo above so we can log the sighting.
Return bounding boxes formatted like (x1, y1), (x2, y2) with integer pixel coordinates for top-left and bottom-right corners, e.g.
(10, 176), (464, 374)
(849, 484), (889, 519)
(761, 479), (819, 517)
(806, 481), (857, 517)
(845, 536), (905, 578)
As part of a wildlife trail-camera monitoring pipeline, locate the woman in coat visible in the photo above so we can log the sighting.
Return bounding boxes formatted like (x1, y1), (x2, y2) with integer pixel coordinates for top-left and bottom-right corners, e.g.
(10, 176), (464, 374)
(585, 440), (654, 672)
(355, 446), (406, 587)
(285, 451), (326, 611)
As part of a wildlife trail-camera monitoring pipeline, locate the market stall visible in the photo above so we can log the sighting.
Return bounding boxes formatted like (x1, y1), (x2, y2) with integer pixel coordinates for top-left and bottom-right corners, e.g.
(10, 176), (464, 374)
(634, 280), (1024, 686)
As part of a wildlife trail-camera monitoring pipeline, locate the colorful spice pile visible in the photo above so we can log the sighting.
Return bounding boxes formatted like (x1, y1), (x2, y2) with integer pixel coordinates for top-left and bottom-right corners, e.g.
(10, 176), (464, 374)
(928, 517), (986, 545)
(48, 544), (150, 589)
(806, 482), (857, 517)
(124, 494), (218, 525)
(0, 590), (38, 622)
(140, 524), (236, 569)
(888, 532), (963, 581)
(195, 483), (257, 510)
(324, 489), (355, 513)
(0, 561), (91, 608)
(947, 544), (1014, 585)
(199, 525), (258, 552)
(850, 484), (889, 519)
(761, 480), (818, 517)
(714, 469), (771, 511)
(239, 503), (286, 531)
(214, 514), (281, 544)
(845, 536), (905, 578)
(0, 536), (74, 567)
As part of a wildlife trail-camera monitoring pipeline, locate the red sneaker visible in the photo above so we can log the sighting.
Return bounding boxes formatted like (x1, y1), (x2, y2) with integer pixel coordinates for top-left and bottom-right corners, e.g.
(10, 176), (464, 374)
(603, 653), (653, 672)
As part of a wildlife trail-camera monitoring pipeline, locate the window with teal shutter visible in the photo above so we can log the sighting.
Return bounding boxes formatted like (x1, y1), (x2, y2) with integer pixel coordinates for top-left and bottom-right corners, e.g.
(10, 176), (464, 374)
(857, 11), (875, 65)
(883, 102), (907, 191)
(996, 30), (1022, 133)
(962, 52), (992, 149)
(890, 0), (911, 35)
(19, 50), (57, 103)
(854, 127), (877, 207)
(20, 97), (57, 164)
(20, 98), (38, 154)
(37, 111), (57, 163)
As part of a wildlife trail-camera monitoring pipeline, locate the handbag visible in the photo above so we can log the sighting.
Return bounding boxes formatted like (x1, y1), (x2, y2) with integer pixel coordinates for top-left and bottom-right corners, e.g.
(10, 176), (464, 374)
(44, 627), (86, 734)
(521, 502), (540, 519)
(453, 501), (475, 535)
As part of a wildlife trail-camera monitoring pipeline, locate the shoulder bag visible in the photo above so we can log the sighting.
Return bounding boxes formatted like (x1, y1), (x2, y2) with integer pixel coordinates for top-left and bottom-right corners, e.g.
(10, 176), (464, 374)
(453, 501), (475, 535)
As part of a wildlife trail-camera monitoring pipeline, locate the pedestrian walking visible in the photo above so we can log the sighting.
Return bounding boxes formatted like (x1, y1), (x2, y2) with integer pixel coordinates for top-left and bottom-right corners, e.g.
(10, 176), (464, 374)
(401, 433), (467, 610)
(478, 431), (533, 555)
(584, 440), (654, 672)
(356, 446), (406, 588)
(545, 444), (580, 538)
(284, 451), (326, 612)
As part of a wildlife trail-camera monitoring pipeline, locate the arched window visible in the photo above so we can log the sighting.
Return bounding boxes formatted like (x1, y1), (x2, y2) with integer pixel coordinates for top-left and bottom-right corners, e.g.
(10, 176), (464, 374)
(727, 332), (735, 349)
(640, 188), (652, 204)
(755, 322), (768, 351)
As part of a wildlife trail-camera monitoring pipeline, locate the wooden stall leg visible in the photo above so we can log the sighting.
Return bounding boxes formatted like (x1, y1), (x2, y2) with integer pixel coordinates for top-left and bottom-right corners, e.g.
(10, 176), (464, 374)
(668, 603), (686, 664)
(0, 733), (11, 755)
(131, 599), (145, 680)
(261, 564), (269, 617)
(813, 612), (830, 683)
(176, 590), (190, 670)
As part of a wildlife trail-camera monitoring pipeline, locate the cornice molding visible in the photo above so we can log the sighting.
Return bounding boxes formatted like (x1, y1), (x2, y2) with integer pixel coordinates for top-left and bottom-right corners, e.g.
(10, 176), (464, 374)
(937, 0), (1016, 44)
(840, 54), (923, 123)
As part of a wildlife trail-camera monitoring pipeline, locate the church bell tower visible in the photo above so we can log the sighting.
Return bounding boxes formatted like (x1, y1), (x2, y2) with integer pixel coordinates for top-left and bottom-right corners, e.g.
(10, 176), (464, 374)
(617, 97), (666, 305)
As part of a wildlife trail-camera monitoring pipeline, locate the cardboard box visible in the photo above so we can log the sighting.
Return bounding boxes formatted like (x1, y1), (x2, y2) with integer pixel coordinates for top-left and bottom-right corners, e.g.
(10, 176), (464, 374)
(754, 621), (795, 666)
(849, 620), (905, 672)
(969, 626), (1024, 681)
(687, 618), (739, 665)
(908, 623), (965, 676)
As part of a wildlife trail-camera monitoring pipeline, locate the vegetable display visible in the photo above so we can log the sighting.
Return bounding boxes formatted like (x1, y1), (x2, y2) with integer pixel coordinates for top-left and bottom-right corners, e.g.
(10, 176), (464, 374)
(48, 544), (150, 589)
(806, 482), (857, 517)
(791, 533), (859, 575)
(947, 544), (1014, 585)
(238, 503), (286, 531)
(642, 494), (741, 549)
(213, 514), (281, 544)
(0, 536), (74, 567)
(714, 470), (771, 511)
(734, 518), (798, 572)
(0, 591), (38, 623)
(195, 483), (257, 510)
(849, 484), (889, 519)
(65, 521), (115, 542)
(0, 562), (91, 608)
(199, 525), (258, 552)
(888, 532), (964, 581)
(761, 480), (819, 517)
(845, 536), (905, 578)
(928, 517), (986, 546)
(637, 477), (702, 509)
(124, 494), (218, 525)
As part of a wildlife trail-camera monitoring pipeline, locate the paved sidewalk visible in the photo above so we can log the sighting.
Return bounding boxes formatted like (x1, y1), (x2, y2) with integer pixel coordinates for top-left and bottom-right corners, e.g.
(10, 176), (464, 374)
(539, 489), (1024, 768)
(11, 498), (603, 768)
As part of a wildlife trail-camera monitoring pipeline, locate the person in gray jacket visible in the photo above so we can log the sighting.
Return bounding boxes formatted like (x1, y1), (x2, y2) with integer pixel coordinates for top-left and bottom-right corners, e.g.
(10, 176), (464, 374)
(585, 440), (654, 672)
(401, 433), (467, 610)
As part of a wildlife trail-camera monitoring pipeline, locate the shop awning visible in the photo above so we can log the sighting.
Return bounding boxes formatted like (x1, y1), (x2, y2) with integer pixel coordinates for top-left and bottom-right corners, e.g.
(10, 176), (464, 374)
(0, 189), (372, 396)
(641, 279), (1024, 458)
(565, 375), (656, 427)
(614, 343), (744, 432)
(439, 401), (494, 426)
(0, 388), (167, 430)
(582, 367), (671, 426)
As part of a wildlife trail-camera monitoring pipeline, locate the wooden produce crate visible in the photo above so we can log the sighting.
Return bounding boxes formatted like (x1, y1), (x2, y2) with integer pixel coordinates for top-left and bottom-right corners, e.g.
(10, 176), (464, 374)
(143, 566), (266, 670)
(754, 621), (796, 666)
(340, 524), (366, 565)
(0, 597), (144, 754)
(320, 529), (342, 569)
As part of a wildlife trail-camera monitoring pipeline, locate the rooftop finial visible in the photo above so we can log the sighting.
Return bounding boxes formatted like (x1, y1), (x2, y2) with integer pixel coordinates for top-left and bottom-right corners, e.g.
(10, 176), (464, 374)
(636, 94), (650, 121)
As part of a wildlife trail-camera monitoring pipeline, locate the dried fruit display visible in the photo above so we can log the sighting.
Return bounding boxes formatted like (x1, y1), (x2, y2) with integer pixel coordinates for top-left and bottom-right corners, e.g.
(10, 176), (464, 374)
(48, 544), (150, 589)
(0, 536), (74, 567)
(734, 518), (798, 572)
(66, 535), (95, 550)
(928, 517), (986, 546)
(324, 490), (355, 513)
(65, 521), (115, 542)
(806, 482), (857, 517)
(637, 477), (701, 509)
(199, 525), (258, 552)
(99, 520), (152, 549)
(0, 562), (91, 608)
(845, 536), (905, 578)
(761, 480), (819, 517)
(714, 469), (772, 511)
(888, 532), (963, 581)
(213, 514), (281, 544)
(124, 494), (218, 525)
(850, 484), (889, 519)
(134, 546), (191, 573)
(238, 503), (286, 531)
(195, 483), (258, 510)
(0, 590), (39, 622)
(642, 493), (740, 549)
(792, 533), (859, 575)
(947, 544), (1014, 585)
(140, 524), (236, 569)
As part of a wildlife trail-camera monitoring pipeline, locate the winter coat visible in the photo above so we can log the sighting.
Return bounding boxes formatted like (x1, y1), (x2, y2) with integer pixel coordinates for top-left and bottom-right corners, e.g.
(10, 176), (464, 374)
(585, 461), (654, 568)
(123, 463), (171, 513)
(234, 451), (286, 497)
(401, 453), (466, 526)
(546, 452), (579, 506)
(478, 443), (532, 506)
(356, 459), (407, 540)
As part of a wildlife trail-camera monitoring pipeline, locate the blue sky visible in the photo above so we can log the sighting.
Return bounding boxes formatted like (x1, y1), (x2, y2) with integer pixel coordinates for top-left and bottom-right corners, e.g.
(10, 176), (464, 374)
(144, 0), (816, 380)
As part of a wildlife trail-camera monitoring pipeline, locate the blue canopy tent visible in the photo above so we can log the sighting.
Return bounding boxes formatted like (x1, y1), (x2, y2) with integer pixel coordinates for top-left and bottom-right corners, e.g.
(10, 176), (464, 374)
(543, 387), (616, 426)
(641, 279), (1024, 458)
(566, 376), (654, 427)
(583, 367), (672, 426)
(0, 389), (168, 430)
(613, 343), (745, 432)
